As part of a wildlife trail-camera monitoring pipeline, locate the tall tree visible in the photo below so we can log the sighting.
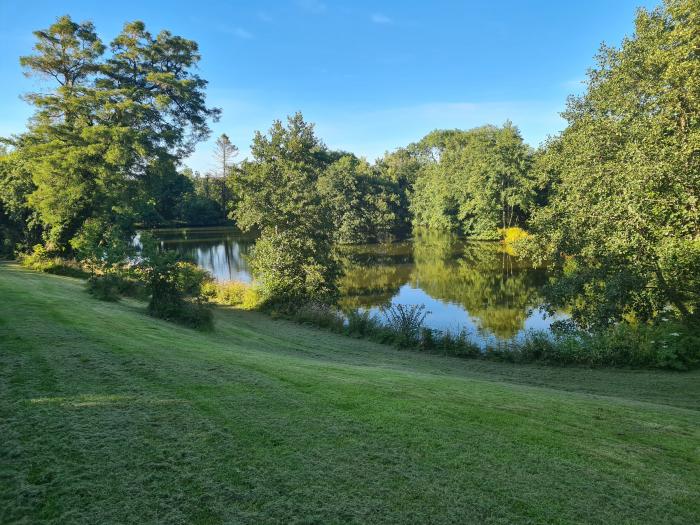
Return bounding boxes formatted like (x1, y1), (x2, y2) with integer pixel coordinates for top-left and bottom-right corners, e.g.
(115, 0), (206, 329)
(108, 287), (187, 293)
(19, 15), (104, 88)
(0, 147), (40, 256)
(527, 0), (700, 327)
(15, 16), (219, 251)
(212, 133), (238, 216)
(410, 125), (534, 237)
(234, 113), (339, 306)
(318, 155), (402, 244)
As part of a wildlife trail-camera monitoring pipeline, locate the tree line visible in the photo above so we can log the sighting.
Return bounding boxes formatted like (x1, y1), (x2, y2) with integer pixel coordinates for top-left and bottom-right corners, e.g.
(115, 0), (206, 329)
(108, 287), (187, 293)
(1, 0), (698, 332)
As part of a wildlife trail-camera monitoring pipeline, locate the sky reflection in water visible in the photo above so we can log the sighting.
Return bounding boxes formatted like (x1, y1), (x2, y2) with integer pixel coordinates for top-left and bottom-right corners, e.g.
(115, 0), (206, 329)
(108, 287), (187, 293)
(155, 227), (564, 344)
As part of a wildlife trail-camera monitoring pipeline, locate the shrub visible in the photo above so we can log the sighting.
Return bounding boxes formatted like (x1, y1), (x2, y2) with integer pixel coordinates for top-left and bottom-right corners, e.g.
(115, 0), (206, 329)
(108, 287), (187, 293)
(202, 280), (261, 309)
(20, 245), (88, 278)
(419, 327), (437, 351)
(70, 218), (134, 276)
(345, 309), (382, 337)
(86, 274), (123, 301)
(85, 271), (147, 302)
(293, 302), (345, 332)
(250, 229), (339, 310)
(203, 280), (248, 305)
(382, 304), (428, 348)
(446, 329), (481, 357)
(500, 227), (529, 244)
(137, 234), (213, 329)
(270, 285), (698, 370)
(484, 322), (700, 370)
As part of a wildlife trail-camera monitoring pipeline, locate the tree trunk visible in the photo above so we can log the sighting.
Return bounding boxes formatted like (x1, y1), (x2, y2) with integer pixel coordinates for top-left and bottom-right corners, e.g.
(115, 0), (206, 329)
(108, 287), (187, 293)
(654, 265), (692, 320)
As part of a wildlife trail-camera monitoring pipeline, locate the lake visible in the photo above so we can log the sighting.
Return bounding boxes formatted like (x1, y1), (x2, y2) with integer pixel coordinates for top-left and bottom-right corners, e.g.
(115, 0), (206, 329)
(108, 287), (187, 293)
(154, 226), (564, 345)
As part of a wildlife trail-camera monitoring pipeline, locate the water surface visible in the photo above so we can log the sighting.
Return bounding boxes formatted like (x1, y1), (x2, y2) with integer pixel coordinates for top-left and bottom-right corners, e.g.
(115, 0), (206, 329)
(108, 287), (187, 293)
(154, 227), (563, 344)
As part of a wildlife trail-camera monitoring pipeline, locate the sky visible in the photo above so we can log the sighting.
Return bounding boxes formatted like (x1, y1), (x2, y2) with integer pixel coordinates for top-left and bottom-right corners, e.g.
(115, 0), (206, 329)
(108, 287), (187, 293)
(0, 0), (659, 173)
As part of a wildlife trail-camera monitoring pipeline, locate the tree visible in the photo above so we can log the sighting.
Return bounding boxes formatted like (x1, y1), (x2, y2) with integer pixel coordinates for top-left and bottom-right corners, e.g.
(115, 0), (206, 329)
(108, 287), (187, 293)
(144, 160), (196, 225)
(0, 147), (40, 256)
(410, 125), (534, 237)
(234, 113), (339, 306)
(212, 133), (238, 216)
(19, 15), (104, 88)
(318, 155), (401, 244)
(527, 0), (700, 327)
(14, 16), (219, 250)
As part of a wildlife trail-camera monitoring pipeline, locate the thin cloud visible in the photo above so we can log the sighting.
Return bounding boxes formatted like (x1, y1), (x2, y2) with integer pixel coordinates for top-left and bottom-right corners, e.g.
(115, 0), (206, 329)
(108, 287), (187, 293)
(297, 0), (327, 14)
(216, 25), (254, 39)
(233, 27), (253, 39)
(371, 13), (393, 25)
(258, 11), (274, 23)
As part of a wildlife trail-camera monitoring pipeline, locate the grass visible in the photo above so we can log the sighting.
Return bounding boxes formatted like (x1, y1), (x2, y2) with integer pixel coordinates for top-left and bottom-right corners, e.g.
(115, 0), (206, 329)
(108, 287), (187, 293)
(1, 262), (699, 524)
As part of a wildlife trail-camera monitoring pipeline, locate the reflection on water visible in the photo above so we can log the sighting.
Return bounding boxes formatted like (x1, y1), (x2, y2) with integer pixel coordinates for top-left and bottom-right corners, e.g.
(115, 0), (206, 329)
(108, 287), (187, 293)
(154, 227), (255, 282)
(154, 227), (564, 344)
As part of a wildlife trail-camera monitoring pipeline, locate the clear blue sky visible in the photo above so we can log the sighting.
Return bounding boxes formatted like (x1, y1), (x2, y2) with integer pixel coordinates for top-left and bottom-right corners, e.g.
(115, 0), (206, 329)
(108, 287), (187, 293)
(1, 0), (658, 172)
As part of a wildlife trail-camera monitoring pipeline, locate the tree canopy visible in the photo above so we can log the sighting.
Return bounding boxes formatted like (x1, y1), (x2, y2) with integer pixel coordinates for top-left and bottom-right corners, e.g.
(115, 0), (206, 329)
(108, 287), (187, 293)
(409, 124), (534, 238)
(10, 15), (219, 250)
(527, 0), (700, 327)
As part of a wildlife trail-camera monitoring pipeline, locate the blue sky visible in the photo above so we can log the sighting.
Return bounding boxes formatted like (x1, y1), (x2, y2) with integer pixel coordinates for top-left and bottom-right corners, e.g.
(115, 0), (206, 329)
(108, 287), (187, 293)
(1, 0), (658, 172)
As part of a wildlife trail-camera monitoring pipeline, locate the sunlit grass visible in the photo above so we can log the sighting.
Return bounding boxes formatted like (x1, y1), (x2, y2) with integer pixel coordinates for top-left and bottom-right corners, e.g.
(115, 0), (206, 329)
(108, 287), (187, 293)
(1, 262), (699, 524)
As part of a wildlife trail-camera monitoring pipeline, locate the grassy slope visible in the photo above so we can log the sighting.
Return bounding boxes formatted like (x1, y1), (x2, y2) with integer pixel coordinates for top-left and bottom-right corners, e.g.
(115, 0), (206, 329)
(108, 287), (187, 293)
(1, 263), (699, 525)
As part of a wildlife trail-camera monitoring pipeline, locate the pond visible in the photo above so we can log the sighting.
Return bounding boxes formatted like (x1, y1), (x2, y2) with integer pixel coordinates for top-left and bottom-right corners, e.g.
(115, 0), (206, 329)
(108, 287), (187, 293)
(153, 226), (565, 345)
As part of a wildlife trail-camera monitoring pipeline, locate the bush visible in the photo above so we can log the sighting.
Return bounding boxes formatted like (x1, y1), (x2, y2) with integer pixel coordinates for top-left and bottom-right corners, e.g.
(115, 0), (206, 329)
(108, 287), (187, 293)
(281, 294), (698, 370)
(250, 229), (339, 310)
(20, 245), (88, 278)
(145, 260), (213, 329)
(439, 329), (481, 357)
(381, 304), (428, 348)
(293, 302), (345, 332)
(346, 309), (383, 337)
(483, 322), (700, 370)
(202, 280), (261, 309)
(85, 271), (148, 302)
(138, 234), (213, 329)
(86, 274), (123, 301)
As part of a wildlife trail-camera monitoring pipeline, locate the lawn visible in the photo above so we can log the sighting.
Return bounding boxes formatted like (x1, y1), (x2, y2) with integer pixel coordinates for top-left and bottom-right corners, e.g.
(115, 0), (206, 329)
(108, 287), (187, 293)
(1, 262), (699, 524)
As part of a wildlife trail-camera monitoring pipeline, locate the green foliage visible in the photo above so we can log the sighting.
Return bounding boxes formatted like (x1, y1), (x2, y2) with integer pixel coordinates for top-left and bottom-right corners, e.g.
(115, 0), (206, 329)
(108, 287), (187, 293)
(234, 113), (331, 235)
(250, 229), (339, 309)
(19, 244), (87, 278)
(287, 295), (698, 370)
(292, 302), (345, 332)
(13, 15), (218, 252)
(202, 280), (261, 309)
(381, 303), (428, 348)
(137, 234), (213, 328)
(177, 173), (226, 226)
(318, 155), (404, 244)
(234, 114), (340, 308)
(140, 160), (196, 225)
(0, 148), (40, 257)
(86, 273), (125, 302)
(489, 322), (700, 371)
(70, 218), (134, 275)
(527, 0), (700, 328)
(410, 124), (534, 237)
(345, 308), (383, 337)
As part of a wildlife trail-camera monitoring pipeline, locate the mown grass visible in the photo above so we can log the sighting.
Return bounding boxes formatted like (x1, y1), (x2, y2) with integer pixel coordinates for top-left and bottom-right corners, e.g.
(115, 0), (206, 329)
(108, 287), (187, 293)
(1, 262), (699, 524)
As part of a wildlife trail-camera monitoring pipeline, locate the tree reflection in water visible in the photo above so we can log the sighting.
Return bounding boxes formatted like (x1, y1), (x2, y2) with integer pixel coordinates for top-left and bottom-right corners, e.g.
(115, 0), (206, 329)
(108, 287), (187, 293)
(156, 227), (560, 342)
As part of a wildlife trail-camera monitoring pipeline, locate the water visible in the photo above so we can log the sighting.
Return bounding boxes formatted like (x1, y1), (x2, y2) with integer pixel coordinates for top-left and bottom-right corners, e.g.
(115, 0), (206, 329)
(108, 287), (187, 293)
(153, 226), (564, 344)
(153, 227), (255, 282)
